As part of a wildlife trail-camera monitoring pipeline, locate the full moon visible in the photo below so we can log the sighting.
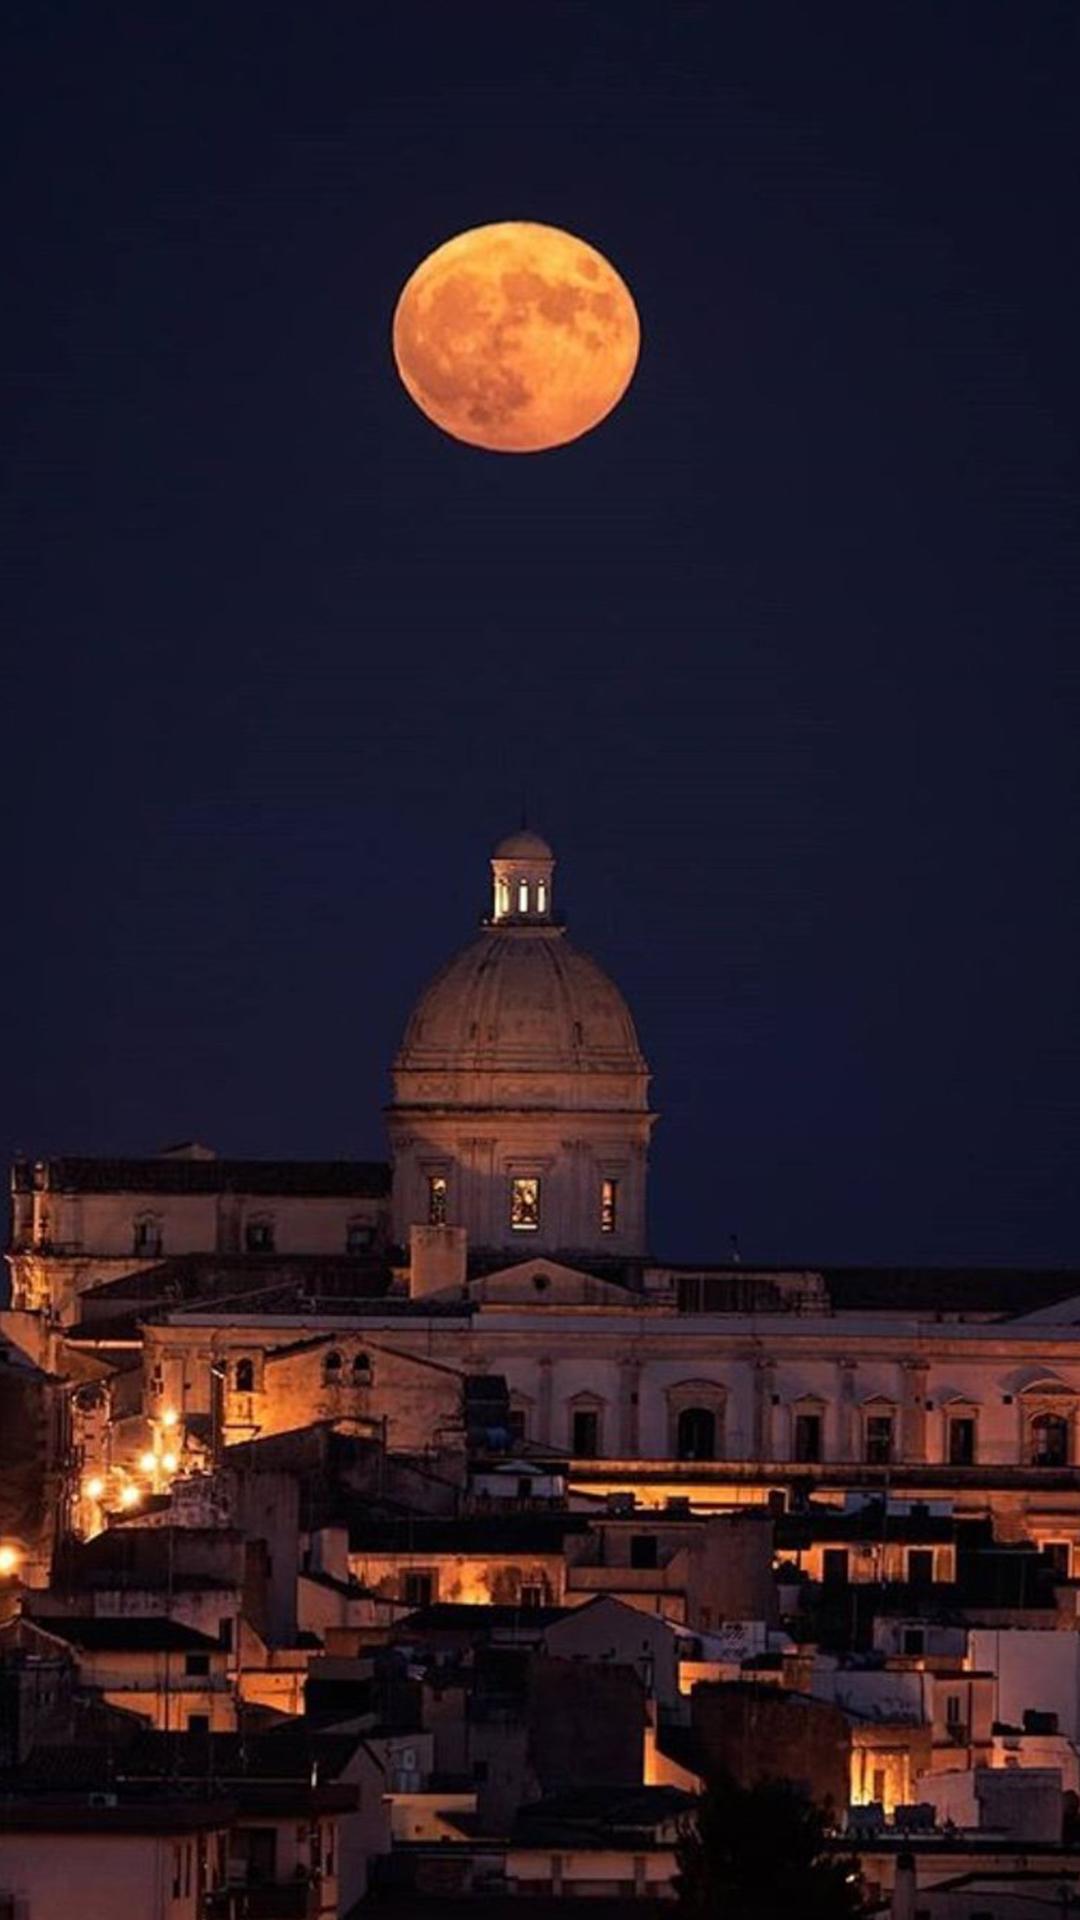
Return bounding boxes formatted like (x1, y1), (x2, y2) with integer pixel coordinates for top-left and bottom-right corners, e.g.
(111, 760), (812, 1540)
(392, 221), (640, 453)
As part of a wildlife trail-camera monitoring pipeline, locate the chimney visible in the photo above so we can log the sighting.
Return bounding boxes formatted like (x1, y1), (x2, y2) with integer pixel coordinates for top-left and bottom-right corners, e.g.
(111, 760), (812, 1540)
(409, 1224), (468, 1298)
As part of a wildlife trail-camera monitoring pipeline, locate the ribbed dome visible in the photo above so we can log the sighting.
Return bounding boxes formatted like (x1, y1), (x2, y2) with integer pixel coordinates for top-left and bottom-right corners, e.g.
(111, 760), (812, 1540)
(492, 828), (553, 861)
(393, 926), (649, 1110)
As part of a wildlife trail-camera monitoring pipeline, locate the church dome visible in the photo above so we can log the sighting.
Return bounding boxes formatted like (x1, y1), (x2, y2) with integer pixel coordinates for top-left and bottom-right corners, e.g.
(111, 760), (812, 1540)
(491, 828), (554, 861)
(392, 830), (649, 1112)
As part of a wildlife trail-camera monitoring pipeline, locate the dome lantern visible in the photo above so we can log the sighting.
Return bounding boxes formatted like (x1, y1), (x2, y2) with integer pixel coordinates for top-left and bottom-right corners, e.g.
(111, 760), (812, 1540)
(489, 829), (555, 926)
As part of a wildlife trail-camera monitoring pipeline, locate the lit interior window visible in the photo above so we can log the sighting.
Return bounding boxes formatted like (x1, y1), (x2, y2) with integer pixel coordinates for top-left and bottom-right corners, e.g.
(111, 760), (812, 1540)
(496, 877), (509, 918)
(537, 880), (547, 914)
(517, 879), (529, 914)
(427, 1175), (448, 1226)
(510, 1176), (541, 1232)
(600, 1178), (618, 1233)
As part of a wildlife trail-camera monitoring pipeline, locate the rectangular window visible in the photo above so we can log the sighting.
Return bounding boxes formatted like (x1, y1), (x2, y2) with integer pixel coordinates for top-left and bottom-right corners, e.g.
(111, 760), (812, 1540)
(907, 1549), (934, 1587)
(519, 1584), (547, 1608)
(822, 1547), (849, 1586)
(518, 880), (529, 913)
(865, 1415), (894, 1465)
(510, 1176), (541, 1232)
(508, 1407), (527, 1445)
(572, 1408), (600, 1457)
(346, 1221), (374, 1253)
(630, 1534), (659, 1569)
(902, 1626), (926, 1656)
(245, 1219), (275, 1252)
(134, 1219), (162, 1257)
(1041, 1541), (1071, 1576)
(793, 1412), (822, 1463)
(185, 1652), (210, 1677)
(403, 1569), (434, 1609)
(187, 1712), (210, 1734)
(427, 1175), (448, 1226)
(948, 1416), (976, 1465)
(600, 1177), (618, 1234)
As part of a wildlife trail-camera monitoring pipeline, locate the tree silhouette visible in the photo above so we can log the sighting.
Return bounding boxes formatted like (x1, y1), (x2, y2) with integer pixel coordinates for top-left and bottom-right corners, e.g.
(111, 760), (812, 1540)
(675, 1772), (868, 1919)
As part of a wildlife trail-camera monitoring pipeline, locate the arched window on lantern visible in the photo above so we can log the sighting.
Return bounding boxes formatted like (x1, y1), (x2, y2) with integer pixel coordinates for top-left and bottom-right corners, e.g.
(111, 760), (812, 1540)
(517, 879), (530, 914)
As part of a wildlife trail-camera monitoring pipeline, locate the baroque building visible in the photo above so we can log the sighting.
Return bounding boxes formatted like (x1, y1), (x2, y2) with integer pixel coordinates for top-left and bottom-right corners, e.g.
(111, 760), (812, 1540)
(4, 827), (1080, 1579)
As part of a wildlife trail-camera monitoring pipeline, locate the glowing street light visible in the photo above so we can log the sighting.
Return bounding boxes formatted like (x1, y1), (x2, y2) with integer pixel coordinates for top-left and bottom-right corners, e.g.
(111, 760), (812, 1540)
(85, 1476), (105, 1501)
(0, 1544), (21, 1577)
(161, 1408), (179, 1429)
(119, 1485), (140, 1509)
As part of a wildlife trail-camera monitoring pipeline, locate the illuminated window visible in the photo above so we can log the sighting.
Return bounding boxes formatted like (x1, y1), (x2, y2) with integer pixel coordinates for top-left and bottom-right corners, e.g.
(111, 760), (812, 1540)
(600, 1178), (618, 1233)
(510, 1176), (541, 1232)
(537, 880), (547, 914)
(427, 1175), (448, 1226)
(517, 879), (529, 914)
(496, 877), (510, 918)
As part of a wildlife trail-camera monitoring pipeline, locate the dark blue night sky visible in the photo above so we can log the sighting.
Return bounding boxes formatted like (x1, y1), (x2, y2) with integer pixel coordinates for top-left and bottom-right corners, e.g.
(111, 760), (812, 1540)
(4, 3), (1078, 1263)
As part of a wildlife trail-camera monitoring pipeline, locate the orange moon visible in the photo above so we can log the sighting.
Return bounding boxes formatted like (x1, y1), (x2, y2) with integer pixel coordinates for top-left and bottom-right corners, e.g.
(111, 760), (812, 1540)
(392, 221), (640, 453)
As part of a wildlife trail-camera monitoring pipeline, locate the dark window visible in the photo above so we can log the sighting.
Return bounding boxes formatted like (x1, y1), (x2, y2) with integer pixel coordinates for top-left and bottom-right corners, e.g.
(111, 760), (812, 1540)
(245, 1218), (275, 1252)
(134, 1218), (162, 1257)
(520, 1584), (546, 1608)
(865, 1414), (894, 1465)
(1031, 1413), (1069, 1466)
(517, 1476), (532, 1500)
(403, 1570), (434, 1609)
(185, 1652), (211, 1677)
(508, 1408), (527, 1444)
(793, 1412), (822, 1463)
(1041, 1541), (1071, 1576)
(346, 1220), (374, 1253)
(473, 1760), (489, 1783)
(352, 1352), (372, 1382)
(234, 1358), (255, 1394)
(908, 1549), (934, 1587)
(823, 1547), (849, 1586)
(902, 1626), (926, 1656)
(323, 1350), (343, 1383)
(187, 1713), (210, 1735)
(948, 1416), (976, 1465)
(676, 1406), (717, 1461)
(630, 1534), (659, 1569)
(573, 1408), (600, 1457)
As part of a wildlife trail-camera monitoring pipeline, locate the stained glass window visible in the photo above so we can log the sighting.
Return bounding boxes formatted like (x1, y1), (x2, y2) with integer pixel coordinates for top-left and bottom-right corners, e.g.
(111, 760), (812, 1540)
(600, 1178), (618, 1233)
(510, 1175), (540, 1231)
